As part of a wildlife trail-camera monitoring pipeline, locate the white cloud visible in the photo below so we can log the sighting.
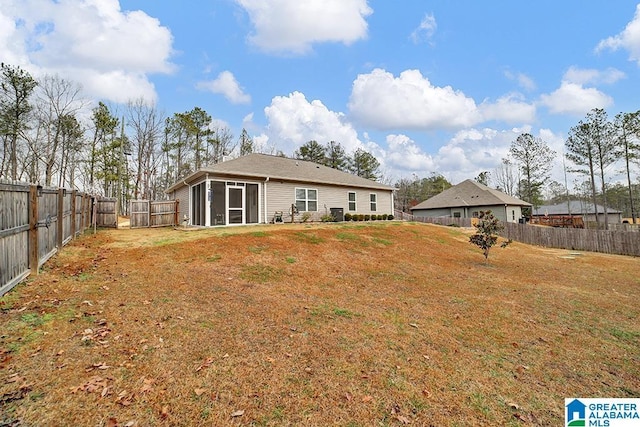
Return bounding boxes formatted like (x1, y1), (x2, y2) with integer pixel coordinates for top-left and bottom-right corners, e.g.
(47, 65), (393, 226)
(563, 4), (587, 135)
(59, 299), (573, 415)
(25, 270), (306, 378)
(504, 70), (536, 92)
(348, 69), (535, 131)
(563, 66), (625, 85)
(596, 4), (640, 65)
(1, 0), (175, 104)
(434, 127), (530, 183)
(348, 69), (481, 130)
(263, 91), (363, 153)
(235, 0), (372, 54)
(479, 93), (537, 123)
(197, 71), (251, 105)
(385, 134), (436, 172)
(538, 67), (621, 116)
(410, 13), (437, 45)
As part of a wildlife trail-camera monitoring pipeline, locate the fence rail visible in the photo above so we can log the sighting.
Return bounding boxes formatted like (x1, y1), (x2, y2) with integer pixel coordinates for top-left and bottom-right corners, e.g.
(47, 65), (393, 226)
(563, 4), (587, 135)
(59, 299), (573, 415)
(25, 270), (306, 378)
(398, 211), (640, 257)
(129, 200), (178, 228)
(0, 182), (103, 296)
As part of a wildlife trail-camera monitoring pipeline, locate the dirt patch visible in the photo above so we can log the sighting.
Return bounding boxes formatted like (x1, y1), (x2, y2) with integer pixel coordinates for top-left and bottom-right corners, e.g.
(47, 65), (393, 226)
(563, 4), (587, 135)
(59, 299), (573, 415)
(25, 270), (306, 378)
(1, 221), (638, 426)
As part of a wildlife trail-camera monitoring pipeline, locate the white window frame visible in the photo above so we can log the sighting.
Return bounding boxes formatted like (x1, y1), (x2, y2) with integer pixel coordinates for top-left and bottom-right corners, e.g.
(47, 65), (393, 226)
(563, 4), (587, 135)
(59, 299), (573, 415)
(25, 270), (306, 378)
(369, 193), (377, 212)
(295, 188), (318, 212)
(348, 192), (357, 211)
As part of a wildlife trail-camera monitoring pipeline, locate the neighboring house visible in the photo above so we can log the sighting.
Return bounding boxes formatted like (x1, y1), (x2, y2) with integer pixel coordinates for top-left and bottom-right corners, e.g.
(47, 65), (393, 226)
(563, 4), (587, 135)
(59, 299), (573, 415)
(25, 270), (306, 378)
(165, 153), (394, 226)
(532, 200), (622, 224)
(410, 179), (531, 223)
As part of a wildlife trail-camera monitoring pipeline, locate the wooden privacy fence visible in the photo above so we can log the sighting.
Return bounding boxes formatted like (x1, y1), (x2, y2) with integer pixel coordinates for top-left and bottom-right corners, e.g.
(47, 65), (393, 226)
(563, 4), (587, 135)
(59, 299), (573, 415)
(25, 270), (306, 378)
(129, 200), (178, 228)
(0, 182), (96, 296)
(501, 222), (640, 257)
(398, 211), (640, 257)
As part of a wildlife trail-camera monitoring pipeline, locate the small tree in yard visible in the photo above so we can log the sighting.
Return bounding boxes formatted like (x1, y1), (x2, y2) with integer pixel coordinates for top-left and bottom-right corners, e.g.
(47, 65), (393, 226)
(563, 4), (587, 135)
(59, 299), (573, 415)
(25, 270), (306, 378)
(469, 210), (511, 263)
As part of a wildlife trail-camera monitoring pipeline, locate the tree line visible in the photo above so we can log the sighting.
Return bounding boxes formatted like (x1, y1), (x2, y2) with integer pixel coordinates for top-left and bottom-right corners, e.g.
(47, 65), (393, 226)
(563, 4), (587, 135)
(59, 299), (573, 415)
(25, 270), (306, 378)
(481, 108), (639, 226)
(3, 63), (638, 224)
(0, 64), (382, 207)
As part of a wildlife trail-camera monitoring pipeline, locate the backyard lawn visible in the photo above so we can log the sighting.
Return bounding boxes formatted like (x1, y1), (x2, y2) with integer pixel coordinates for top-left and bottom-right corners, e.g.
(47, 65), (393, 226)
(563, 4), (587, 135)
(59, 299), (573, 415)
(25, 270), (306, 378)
(1, 221), (638, 426)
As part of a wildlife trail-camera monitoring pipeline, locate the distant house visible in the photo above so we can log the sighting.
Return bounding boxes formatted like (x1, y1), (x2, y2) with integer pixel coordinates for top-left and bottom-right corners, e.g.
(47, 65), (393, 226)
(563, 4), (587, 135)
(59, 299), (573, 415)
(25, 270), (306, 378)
(532, 200), (622, 224)
(410, 179), (531, 223)
(165, 153), (394, 226)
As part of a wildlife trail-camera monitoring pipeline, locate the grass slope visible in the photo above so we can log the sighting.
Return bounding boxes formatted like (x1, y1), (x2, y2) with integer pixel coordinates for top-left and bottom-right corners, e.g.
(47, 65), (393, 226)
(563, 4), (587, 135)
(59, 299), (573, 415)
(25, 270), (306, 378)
(1, 222), (638, 426)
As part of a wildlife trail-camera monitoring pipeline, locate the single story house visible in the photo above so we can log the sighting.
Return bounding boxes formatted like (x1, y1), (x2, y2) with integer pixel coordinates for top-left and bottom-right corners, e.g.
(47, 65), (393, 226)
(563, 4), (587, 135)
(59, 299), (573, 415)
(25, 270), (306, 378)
(410, 179), (531, 223)
(165, 153), (394, 226)
(532, 200), (622, 224)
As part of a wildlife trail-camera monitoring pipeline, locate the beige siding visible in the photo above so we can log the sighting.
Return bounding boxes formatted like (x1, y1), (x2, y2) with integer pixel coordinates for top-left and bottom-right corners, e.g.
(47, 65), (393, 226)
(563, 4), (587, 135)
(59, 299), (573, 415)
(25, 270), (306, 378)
(170, 185), (190, 225)
(265, 181), (393, 223)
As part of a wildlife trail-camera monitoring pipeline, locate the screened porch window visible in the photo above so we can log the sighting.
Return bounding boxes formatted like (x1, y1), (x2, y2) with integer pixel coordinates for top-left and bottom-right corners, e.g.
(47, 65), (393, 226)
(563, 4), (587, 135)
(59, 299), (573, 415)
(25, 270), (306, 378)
(295, 188), (317, 212)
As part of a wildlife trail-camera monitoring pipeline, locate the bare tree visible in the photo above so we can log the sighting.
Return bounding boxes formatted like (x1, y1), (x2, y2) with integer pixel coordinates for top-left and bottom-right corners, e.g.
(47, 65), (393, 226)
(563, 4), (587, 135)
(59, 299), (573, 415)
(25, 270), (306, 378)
(493, 157), (518, 196)
(127, 98), (164, 199)
(613, 110), (640, 223)
(34, 74), (85, 186)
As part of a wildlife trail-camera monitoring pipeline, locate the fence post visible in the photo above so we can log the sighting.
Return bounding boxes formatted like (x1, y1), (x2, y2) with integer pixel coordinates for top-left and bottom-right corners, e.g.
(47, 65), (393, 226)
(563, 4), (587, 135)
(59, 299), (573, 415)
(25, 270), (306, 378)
(148, 200), (151, 228)
(70, 190), (77, 238)
(174, 200), (179, 226)
(29, 185), (39, 274)
(57, 188), (64, 248)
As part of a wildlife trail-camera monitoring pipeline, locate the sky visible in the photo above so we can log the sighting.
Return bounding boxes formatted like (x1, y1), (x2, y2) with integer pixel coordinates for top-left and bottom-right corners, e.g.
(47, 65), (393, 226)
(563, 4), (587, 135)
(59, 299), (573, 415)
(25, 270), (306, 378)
(2, 0), (640, 187)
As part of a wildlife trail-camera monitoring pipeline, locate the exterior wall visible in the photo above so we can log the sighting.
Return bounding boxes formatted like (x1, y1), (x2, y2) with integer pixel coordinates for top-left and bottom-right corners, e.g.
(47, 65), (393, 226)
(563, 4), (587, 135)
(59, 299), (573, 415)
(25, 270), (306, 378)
(169, 185), (190, 225)
(265, 180), (393, 223)
(413, 205), (523, 222)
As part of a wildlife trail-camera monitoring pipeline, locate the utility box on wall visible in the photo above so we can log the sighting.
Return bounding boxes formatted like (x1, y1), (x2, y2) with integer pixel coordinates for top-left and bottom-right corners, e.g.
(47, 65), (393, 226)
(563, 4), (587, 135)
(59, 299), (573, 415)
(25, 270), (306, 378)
(330, 207), (344, 222)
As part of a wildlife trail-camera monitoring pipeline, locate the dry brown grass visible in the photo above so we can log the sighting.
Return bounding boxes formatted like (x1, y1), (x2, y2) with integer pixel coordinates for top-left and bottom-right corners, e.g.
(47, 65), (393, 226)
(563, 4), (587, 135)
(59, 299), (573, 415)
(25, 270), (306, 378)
(1, 221), (638, 426)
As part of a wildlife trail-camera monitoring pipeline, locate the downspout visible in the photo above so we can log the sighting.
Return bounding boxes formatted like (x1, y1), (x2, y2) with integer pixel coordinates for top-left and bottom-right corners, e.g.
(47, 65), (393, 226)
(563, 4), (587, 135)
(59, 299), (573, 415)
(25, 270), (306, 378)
(184, 181), (190, 225)
(264, 177), (270, 224)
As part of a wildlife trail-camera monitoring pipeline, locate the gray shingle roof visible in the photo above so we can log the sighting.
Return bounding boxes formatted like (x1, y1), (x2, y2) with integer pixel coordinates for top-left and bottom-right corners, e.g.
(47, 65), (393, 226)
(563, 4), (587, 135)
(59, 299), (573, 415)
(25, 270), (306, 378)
(410, 179), (531, 210)
(166, 153), (393, 192)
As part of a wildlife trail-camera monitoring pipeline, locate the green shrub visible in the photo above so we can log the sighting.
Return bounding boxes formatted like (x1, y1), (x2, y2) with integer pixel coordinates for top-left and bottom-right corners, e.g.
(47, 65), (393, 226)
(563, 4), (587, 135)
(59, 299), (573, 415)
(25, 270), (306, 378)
(320, 214), (335, 222)
(358, 214), (364, 221)
(364, 214), (370, 221)
(382, 214), (388, 220)
(344, 213), (352, 221)
(371, 214), (377, 221)
(301, 212), (312, 222)
(387, 214), (394, 220)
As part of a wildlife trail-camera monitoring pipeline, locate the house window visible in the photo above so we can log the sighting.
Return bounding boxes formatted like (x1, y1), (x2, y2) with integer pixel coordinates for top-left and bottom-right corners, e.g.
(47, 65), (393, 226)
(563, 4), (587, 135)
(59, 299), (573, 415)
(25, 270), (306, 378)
(453, 212), (461, 218)
(472, 211), (479, 218)
(348, 192), (356, 211)
(512, 210), (515, 221)
(295, 188), (317, 212)
(370, 193), (377, 212)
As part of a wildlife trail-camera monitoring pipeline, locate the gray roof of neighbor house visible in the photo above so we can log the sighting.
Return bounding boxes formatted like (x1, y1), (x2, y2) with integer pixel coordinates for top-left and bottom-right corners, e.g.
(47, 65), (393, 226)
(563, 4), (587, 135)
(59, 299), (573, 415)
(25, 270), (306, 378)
(532, 200), (621, 216)
(165, 153), (393, 193)
(410, 179), (532, 211)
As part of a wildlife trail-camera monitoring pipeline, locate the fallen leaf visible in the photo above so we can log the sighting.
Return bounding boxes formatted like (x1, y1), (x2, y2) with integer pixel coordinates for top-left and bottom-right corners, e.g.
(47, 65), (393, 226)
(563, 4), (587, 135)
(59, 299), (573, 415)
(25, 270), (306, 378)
(106, 417), (118, 427)
(362, 395), (373, 403)
(409, 323), (418, 328)
(160, 405), (170, 419)
(344, 392), (352, 401)
(422, 389), (432, 398)
(396, 415), (411, 424)
(196, 357), (214, 372)
(231, 410), (245, 417)
(194, 388), (207, 396)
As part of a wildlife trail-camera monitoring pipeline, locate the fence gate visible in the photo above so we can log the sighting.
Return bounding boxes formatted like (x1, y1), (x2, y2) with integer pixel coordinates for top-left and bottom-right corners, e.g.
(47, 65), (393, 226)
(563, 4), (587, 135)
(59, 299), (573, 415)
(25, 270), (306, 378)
(129, 200), (178, 228)
(95, 197), (118, 228)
